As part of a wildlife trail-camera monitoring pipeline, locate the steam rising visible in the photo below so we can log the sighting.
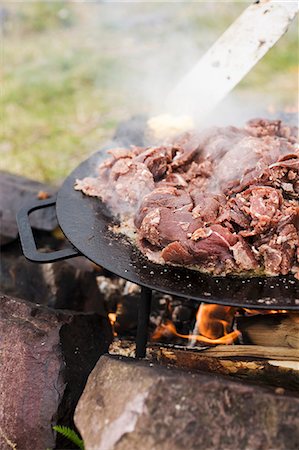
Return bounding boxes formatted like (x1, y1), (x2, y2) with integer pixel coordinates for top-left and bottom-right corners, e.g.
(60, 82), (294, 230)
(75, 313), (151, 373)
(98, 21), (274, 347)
(77, 2), (297, 133)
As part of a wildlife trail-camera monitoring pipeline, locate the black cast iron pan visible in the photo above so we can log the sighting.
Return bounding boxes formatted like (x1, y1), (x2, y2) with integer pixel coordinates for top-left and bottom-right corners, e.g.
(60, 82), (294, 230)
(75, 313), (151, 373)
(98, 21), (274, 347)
(17, 145), (299, 310)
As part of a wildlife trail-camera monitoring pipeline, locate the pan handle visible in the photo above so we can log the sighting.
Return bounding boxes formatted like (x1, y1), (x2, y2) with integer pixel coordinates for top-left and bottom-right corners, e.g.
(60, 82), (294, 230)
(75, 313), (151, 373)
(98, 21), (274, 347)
(16, 196), (80, 263)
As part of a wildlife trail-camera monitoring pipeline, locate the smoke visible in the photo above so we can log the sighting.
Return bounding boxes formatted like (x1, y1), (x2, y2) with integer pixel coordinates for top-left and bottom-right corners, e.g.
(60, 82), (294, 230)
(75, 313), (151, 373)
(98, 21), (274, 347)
(72, 1), (298, 153)
(80, 1), (297, 131)
(76, 3), (248, 124)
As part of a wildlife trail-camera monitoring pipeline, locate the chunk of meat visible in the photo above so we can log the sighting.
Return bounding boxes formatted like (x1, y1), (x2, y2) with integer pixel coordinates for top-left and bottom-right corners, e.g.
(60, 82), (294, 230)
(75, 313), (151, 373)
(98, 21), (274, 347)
(135, 145), (174, 180)
(139, 208), (161, 246)
(109, 161), (155, 212)
(161, 241), (194, 265)
(139, 207), (201, 248)
(170, 132), (201, 170)
(245, 118), (282, 137)
(75, 177), (104, 197)
(231, 237), (258, 271)
(135, 187), (193, 228)
(186, 225), (237, 270)
(192, 193), (223, 224)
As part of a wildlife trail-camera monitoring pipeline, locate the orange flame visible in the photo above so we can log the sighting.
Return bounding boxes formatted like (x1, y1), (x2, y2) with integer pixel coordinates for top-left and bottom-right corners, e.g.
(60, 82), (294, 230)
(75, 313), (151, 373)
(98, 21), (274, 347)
(152, 320), (240, 345)
(152, 303), (240, 345)
(108, 312), (117, 337)
(151, 301), (291, 346)
(242, 308), (287, 316)
(196, 304), (236, 340)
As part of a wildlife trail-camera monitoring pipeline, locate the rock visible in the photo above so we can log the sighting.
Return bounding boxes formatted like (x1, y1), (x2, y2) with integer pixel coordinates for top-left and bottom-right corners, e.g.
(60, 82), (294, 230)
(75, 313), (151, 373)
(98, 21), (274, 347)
(1, 240), (105, 314)
(0, 294), (113, 450)
(75, 355), (299, 450)
(0, 171), (57, 245)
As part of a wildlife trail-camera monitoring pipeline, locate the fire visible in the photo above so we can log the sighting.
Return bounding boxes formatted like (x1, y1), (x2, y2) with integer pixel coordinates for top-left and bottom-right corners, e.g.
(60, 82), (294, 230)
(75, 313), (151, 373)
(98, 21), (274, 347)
(108, 312), (117, 337)
(196, 304), (236, 340)
(151, 303), (290, 346)
(242, 309), (287, 315)
(152, 304), (240, 345)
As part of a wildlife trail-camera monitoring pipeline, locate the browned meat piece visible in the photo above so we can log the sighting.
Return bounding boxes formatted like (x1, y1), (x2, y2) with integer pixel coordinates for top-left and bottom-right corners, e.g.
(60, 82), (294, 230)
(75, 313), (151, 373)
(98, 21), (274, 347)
(221, 186), (283, 236)
(231, 237), (258, 271)
(75, 118), (299, 277)
(107, 147), (133, 160)
(280, 224), (299, 274)
(76, 158), (155, 218)
(217, 198), (250, 229)
(109, 161), (155, 213)
(245, 118), (282, 137)
(256, 222), (299, 276)
(186, 225), (238, 272)
(138, 208), (161, 246)
(245, 186), (282, 235)
(75, 177), (105, 197)
(191, 192), (224, 224)
(158, 173), (188, 188)
(139, 207), (201, 248)
(161, 241), (194, 265)
(184, 160), (213, 181)
(224, 138), (295, 196)
(265, 153), (299, 198)
(218, 186), (284, 237)
(135, 145), (174, 180)
(246, 118), (299, 144)
(135, 187), (193, 228)
(170, 132), (201, 170)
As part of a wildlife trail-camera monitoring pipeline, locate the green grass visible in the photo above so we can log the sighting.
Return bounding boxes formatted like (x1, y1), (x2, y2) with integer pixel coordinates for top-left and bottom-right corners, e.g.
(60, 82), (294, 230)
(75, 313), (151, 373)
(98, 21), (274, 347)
(1, 3), (298, 183)
(2, 32), (125, 182)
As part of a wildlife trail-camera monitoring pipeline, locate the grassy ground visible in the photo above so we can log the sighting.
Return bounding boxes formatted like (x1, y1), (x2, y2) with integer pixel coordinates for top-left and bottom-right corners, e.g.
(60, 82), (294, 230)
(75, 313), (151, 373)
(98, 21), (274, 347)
(1, 2), (298, 183)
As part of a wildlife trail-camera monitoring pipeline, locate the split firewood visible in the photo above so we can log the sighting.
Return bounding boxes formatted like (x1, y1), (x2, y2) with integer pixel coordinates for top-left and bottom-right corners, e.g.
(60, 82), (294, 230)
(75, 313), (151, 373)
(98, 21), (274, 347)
(156, 345), (299, 391)
(158, 344), (299, 362)
(237, 313), (299, 349)
(109, 339), (299, 391)
(109, 339), (299, 362)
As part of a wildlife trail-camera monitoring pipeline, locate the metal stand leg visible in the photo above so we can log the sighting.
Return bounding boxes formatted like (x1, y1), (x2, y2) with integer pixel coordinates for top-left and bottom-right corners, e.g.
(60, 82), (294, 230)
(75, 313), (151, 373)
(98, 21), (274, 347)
(135, 286), (152, 358)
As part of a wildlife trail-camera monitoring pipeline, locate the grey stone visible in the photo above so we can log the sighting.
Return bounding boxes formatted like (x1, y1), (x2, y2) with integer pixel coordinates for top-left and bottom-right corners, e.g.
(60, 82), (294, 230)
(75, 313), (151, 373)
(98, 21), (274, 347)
(0, 294), (112, 450)
(75, 355), (299, 450)
(0, 171), (57, 245)
(1, 240), (106, 314)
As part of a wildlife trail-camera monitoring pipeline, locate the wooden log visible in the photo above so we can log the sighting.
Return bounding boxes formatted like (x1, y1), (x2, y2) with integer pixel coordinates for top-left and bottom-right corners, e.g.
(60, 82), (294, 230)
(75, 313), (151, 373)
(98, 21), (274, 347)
(194, 344), (299, 360)
(237, 313), (299, 349)
(109, 340), (299, 361)
(109, 339), (299, 391)
(156, 346), (299, 391)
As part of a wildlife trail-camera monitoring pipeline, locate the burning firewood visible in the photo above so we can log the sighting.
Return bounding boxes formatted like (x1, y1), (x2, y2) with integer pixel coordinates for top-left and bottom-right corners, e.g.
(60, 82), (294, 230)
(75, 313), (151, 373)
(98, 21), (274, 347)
(237, 313), (299, 349)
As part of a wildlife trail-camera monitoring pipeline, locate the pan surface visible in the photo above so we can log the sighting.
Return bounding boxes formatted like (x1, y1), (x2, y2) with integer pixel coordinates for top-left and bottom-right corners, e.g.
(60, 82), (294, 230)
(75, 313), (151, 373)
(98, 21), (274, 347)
(56, 147), (299, 310)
